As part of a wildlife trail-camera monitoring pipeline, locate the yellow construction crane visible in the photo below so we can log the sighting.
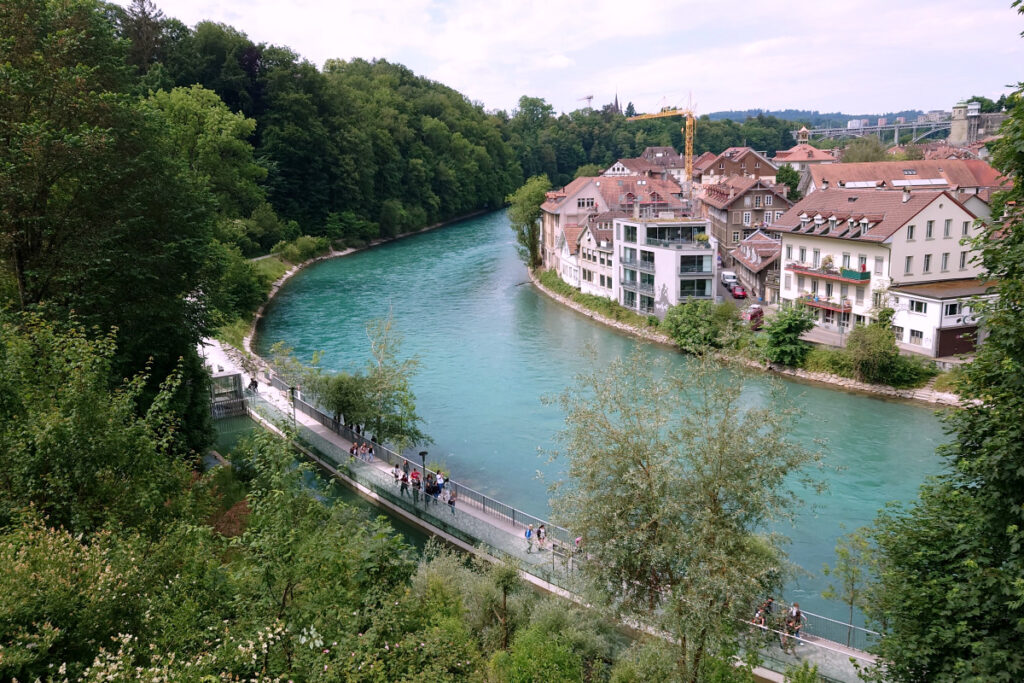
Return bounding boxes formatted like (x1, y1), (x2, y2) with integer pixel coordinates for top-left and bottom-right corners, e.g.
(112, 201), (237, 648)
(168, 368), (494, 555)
(627, 107), (696, 181)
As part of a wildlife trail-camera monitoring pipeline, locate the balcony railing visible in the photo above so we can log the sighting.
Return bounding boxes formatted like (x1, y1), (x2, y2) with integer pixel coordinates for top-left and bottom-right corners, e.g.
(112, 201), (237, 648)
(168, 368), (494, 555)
(639, 304), (655, 315)
(622, 280), (638, 291)
(637, 281), (654, 293)
(678, 265), (713, 275)
(621, 257), (638, 268)
(797, 293), (853, 312)
(646, 237), (711, 250)
(787, 262), (871, 283)
(637, 260), (656, 273)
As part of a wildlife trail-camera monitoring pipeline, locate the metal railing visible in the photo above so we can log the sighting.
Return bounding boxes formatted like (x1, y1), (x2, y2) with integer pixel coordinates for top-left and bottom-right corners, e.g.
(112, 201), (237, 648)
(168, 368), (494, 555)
(263, 369), (573, 548)
(646, 237), (711, 249)
(637, 281), (654, 294)
(637, 260), (656, 273)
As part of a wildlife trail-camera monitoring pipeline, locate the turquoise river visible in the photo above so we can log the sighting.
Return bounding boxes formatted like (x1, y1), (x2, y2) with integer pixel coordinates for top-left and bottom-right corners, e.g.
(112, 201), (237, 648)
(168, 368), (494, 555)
(256, 211), (948, 622)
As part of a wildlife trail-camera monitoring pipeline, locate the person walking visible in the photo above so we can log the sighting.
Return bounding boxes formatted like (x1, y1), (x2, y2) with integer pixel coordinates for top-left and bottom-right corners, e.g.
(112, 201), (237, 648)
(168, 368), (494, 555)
(400, 472), (409, 497)
(411, 471), (421, 503)
(537, 524), (547, 551)
(392, 465), (401, 483)
(436, 471), (445, 492)
(525, 524), (534, 554)
(447, 489), (456, 515)
(402, 460), (410, 477)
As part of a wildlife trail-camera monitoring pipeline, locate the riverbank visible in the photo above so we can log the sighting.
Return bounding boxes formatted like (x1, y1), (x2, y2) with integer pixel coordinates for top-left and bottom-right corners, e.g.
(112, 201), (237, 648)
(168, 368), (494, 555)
(527, 269), (963, 407)
(242, 210), (488, 354)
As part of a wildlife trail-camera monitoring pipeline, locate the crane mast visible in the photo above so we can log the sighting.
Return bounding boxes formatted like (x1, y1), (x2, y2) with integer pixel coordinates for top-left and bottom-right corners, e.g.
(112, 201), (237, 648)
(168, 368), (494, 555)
(626, 108), (696, 181)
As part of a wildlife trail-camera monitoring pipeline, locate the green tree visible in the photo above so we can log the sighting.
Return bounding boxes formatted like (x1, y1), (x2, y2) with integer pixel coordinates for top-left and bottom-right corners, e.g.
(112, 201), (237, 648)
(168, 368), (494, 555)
(844, 321), (899, 384)
(625, 102), (636, 118)
(776, 164), (802, 201)
(662, 300), (739, 354)
(319, 371), (373, 426)
(841, 136), (888, 163)
(822, 527), (872, 647)
(573, 162), (604, 178)
(364, 314), (430, 449)
(760, 306), (816, 366)
(549, 351), (820, 682)
(506, 175), (552, 269)
(864, 17), (1024, 677)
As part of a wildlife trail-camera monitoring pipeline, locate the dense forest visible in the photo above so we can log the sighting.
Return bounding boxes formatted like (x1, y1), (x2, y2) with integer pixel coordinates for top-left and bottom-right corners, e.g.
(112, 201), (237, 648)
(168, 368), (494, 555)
(3, 0), (1024, 679)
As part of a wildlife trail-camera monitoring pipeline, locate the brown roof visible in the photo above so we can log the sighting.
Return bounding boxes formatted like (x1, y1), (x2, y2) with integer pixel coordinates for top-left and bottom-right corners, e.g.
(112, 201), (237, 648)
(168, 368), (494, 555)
(730, 229), (781, 274)
(581, 210), (628, 247)
(702, 177), (791, 210)
(605, 157), (661, 175)
(774, 189), (972, 243)
(540, 176), (597, 212)
(889, 278), (997, 300)
(563, 224), (585, 255)
(810, 159), (1007, 192)
(774, 143), (835, 163)
(641, 146), (685, 167)
(595, 177), (686, 213)
(692, 151), (718, 173)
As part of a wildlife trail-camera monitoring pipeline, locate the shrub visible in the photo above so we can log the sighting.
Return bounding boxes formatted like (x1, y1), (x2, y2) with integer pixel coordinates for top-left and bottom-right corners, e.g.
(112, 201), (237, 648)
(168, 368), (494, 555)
(803, 347), (855, 377)
(760, 306), (816, 366)
(662, 300), (738, 354)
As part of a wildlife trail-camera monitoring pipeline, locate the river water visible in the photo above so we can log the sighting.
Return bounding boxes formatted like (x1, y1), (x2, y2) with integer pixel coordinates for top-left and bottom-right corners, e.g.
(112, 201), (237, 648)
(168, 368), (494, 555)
(256, 211), (948, 621)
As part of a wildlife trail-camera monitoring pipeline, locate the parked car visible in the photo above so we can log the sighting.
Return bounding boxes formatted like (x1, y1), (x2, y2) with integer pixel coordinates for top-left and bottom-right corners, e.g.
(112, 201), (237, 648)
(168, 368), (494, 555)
(720, 270), (738, 288)
(730, 284), (747, 299)
(741, 304), (764, 330)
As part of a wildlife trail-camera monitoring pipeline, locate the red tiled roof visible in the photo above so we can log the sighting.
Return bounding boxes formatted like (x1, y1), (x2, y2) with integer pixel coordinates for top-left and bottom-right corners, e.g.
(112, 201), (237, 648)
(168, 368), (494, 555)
(692, 151), (718, 172)
(595, 177), (685, 212)
(809, 159), (1007, 192)
(730, 229), (781, 274)
(605, 157), (661, 174)
(563, 225), (584, 255)
(773, 143), (835, 162)
(701, 177), (792, 210)
(774, 189), (973, 243)
(540, 176), (597, 212)
(641, 146), (685, 167)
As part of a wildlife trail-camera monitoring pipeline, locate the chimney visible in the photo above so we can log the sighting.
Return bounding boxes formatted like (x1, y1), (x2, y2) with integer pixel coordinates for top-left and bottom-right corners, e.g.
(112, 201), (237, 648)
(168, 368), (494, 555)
(902, 187), (911, 203)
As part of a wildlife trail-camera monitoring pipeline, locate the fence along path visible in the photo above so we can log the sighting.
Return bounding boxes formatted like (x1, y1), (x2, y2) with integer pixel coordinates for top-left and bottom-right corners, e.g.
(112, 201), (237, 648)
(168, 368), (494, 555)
(204, 338), (876, 681)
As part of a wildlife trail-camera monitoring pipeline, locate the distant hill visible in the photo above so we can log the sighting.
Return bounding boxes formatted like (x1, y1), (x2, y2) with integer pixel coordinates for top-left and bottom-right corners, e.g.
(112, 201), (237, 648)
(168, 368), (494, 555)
(705, 109), (925, 127)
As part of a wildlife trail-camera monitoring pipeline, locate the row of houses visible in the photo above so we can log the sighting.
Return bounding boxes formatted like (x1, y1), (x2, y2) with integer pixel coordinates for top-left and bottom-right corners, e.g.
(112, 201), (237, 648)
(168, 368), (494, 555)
(539, 143), (1006, 358)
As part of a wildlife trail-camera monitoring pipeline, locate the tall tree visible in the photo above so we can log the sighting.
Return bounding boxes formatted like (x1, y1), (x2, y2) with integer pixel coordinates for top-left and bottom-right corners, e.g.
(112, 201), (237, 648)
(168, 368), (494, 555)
(841, 136), (888, 163)
(549, 351), (820, 682)
(775, 164), (802, 201)
(864, 21), (1024, 678)
(506, 175), (551, 269)
(364, 314), (430, 450)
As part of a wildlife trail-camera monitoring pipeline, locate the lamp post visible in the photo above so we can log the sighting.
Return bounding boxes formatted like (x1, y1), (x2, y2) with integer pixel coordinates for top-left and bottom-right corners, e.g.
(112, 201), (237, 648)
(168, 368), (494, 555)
(288, 385), (297, 431)
(419, 450), (428, 477)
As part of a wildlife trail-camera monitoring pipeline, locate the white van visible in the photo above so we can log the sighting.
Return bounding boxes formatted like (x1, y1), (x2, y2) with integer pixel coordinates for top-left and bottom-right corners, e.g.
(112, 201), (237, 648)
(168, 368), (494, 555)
(720, 270), (738, 288)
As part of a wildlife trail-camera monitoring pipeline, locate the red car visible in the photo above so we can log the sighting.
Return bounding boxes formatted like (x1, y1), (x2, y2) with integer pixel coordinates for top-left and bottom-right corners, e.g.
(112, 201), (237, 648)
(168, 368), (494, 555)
(742, 305), (764, 330)
(730, 284), (747, 299)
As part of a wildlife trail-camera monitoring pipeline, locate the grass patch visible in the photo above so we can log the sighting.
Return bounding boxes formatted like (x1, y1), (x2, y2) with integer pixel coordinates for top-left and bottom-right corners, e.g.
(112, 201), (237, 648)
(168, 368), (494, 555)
(932, 366), (964, 393)
(216, 315), (253, 351)
(537, 269), (660, 330)
(252, 254), (291, 285)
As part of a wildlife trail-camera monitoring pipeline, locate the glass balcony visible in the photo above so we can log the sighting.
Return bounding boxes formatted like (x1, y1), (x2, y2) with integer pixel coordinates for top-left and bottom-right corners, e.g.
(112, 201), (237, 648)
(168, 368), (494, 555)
(637, 260), (656, 273)
(787, 262), (871, 283)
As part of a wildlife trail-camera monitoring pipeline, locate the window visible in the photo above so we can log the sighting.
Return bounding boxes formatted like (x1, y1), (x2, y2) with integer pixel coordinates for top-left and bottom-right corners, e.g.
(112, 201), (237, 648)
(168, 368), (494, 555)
(840, 283), (849, 298)
(799, 247), (807, 263)
(892, 325), (904, 341)
(813, 249), (820, 268)
(945, 302), (961, 317)
(909, 329), (924, 345)
(960, 251), (968, 269)
(754, 195), (762, 208)
(765, 195), (773, 206)
(907, 225), (915, 240)
(679, 279), (711, 297)
(923, 254), (932, 273)
(910, 300), (927, 314)
(810, 279), (819, 294)
(797, 275), (806, 291)
(859, 254), (868, 270)
(842, 253), (851, 268)
(732, 211), (742, 223)
(926, 220), (934, 239)
(718, 162), (724, 169)
(941, 253), (949, 271)
(855, 286), (865, 304)
(755, 161), (760, 169)
(962, 220), (970, 236)
(764, 211), (773, 226)
(825, 282), (833, 297)
(944, 219), (952, 238)
(576, 197), (595, 209)
(904, 256), (913, 274)
(624, 225), (637, 243)
(873, 291), (885, 308)
(785, 245), (793, 260)
(623, 290), (636, 307)
(732, 231), (741, 243)
(622, 247), (636, 264)
(784, 274), (792, 290)
(742, 212), (751, 226)
(823, 309), (835, 325)
(679, 255), (709, 273)
(623, 268), (637, 284)
(874, 256), (884, 275)
(776, 211), (784, 221)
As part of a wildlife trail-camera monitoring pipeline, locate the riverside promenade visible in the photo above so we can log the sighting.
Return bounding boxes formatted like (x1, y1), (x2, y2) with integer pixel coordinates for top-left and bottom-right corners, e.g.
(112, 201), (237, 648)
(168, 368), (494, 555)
(202, 338), (880, 682)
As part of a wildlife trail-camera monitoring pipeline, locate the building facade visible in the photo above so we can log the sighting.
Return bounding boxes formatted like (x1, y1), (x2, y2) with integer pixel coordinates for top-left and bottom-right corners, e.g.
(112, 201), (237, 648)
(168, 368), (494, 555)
(729, 229), (782, 303)
(699, 147), (777, 185)
(612, 218), (717, 317)
(702, 177), (791, 265)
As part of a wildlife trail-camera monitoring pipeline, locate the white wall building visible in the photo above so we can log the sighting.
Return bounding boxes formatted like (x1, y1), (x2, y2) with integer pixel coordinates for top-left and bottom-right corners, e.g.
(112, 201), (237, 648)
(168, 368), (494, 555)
(612, 218), (717, 317)
(775, 188), (987, 356)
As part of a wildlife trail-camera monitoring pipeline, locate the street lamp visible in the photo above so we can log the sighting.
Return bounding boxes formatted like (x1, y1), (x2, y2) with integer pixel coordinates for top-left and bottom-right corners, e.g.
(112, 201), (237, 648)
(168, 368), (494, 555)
(288, 385), (297, 431)
(419, 450), (428, 477)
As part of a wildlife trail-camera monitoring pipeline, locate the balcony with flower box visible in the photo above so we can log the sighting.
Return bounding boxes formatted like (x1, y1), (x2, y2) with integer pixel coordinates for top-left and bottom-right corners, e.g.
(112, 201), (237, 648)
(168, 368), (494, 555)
(787, 262), (871, 284)
(797, 294), (853, 313)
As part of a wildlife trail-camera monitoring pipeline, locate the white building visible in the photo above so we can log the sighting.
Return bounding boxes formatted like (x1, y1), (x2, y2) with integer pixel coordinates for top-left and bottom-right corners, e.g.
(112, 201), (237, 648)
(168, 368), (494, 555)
(577, 212), (624, 297)
(888, 279), (994, 357)
(612, 217), (718, 317)
(775, 188), (988, 356)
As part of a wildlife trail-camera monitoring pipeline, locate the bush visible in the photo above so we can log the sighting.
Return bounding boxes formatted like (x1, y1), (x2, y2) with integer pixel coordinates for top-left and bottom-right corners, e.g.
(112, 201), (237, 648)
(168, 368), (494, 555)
(803, 346), (856, 377)
(662, 300), (739, 354)
(760, 306), (816, 366)
(537, 270), (653, 329)
(270, 234), (331, 264)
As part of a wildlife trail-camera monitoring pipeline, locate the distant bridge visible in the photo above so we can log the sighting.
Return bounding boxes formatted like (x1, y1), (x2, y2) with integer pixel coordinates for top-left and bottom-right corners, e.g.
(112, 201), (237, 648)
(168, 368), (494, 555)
(792, 120), (951, 144)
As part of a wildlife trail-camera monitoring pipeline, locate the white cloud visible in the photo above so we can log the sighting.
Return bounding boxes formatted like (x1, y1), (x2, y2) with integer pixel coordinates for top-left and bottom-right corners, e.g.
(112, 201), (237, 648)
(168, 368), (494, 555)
(125, 0), (1024, 114)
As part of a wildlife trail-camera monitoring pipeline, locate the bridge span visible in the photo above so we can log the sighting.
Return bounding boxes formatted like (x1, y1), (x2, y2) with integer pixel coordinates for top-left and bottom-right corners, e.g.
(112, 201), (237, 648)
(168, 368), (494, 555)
(792, 120), (951, 144)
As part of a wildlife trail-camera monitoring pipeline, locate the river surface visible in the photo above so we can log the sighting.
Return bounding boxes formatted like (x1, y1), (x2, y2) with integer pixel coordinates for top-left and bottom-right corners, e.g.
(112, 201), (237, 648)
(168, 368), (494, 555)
(256, 211), (949, 621)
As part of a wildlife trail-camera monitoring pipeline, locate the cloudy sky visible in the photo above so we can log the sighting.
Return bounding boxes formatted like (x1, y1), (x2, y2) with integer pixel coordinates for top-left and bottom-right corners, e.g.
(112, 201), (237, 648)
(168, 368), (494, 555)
(129, 0), (1024, 116)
